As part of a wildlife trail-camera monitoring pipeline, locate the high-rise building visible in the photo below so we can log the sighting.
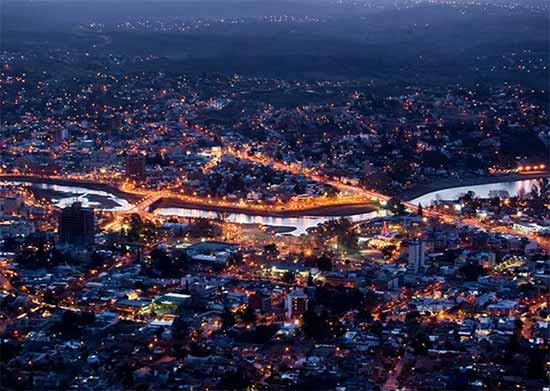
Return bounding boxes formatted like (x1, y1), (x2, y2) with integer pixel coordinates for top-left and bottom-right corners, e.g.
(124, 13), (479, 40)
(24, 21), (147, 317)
(58, 202), (95, 245)
(104, 114), (123, 139)
(285, 288), (308, 320)
(125, 155), (146, 181)
(55, 128), (69, 144)
(248, 291), (272, 313)
(407, 240), (425, 274)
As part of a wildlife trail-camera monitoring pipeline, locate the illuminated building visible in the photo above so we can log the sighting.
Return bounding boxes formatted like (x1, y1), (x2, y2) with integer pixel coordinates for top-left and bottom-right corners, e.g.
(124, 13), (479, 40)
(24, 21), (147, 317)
(285, 288), (308, 320)
(407, 240), (425, 274)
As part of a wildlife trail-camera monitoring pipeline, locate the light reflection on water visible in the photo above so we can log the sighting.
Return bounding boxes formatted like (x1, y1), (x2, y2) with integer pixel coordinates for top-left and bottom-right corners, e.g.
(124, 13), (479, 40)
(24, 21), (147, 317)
(154, 207), (380, 236)
(410, 179), (541, 207)
(2, 181), (134, 212)
(2, 177), (545, 235)
(155, 178), (547, 234)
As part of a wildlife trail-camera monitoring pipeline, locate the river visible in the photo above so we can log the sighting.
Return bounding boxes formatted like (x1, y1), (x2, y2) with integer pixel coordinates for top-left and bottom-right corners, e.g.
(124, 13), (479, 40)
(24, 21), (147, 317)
(409, 178), (541, 207)
(1, 177), (545, 235)
(1, 181), (134, 212)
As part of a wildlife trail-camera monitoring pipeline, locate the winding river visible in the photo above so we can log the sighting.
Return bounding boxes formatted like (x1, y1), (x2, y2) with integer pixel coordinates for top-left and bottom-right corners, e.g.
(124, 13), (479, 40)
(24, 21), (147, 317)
(409, 178), (540, 207)
(1, 181), (134, 212)
(1, 177), (545, 235)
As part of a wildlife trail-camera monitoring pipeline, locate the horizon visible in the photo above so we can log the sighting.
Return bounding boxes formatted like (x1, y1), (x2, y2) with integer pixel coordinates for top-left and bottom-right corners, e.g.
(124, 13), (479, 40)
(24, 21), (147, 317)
(0, 0), (549, 389)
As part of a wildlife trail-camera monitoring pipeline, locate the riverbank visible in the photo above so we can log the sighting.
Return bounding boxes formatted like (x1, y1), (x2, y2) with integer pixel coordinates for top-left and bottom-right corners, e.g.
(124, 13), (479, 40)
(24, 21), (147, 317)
(3, 173), (548, 217)
(152, 197), (376, 218)
(401, 172), (549, 201)
(0, 175), (378, 217)
(0, 175), (143, 203)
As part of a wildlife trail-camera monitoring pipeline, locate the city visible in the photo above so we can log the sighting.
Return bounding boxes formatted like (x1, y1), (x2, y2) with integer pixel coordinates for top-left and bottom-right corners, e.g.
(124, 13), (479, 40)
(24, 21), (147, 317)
(1, 0), (549, 390)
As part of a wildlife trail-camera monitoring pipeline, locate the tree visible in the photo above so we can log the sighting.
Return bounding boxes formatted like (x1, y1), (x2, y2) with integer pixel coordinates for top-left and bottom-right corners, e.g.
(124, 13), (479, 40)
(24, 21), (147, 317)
(216, 211), (230, 223)
(187, 218), (221, 237)
(118, 360), (136, 388)
(240, 306), (256, 323)
(89, 251), (106, 269)
(307, 273), (314, 287)
(0, 339), (20, 363)
(526, 348), (547, 379)
(302, 308), (327, 340)
(317, 218), (358, 251)
(52, 310), (96, 339)
(221, 306), (235, 330)
(458, 262), (486, 281)
(315, 286), (365, 314)
(264, 243), (278, 255)
(501, 129), (546, 164)
(381, 245), (397, 260)
(302, 308), (342, 341)
(281, 271), (296, 284)
(1, 237), (17, 252)
(405, 310), (421, 323)
(528, 178), (550, 213)
(16, 240), (75, 268)
(386, 197), (406, 215)
(421, 150), (449, 168)
(127, 213), (144, 242)
(316, 254), (332, 271)
(172, 316), (192, 341)
(370, 321), (384, 342)
(357, 307), (373, 322)
(410, 330), (431, 355)
(387, 160), (414, 182)
(218, 370), (252, 391)
(147, 248), (182, 277)
(236, 325), (278, 344)
(293, 183), (307, 194)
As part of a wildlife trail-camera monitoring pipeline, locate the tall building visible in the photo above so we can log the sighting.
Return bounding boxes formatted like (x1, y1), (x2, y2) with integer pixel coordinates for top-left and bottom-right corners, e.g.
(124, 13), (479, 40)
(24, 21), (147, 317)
(248, 291), (272, 313)
(407, 240), (425, 274)
(58, 202), (95, 245)
(105, 114), (123, 139)
(125, 155), (146, 181)
(285, 288), (308, 320)
(55, 128), (69, 144)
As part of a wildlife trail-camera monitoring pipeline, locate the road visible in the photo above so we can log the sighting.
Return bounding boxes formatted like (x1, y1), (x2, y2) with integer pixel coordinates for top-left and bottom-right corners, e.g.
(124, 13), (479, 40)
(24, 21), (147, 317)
(383, 353), (408, 391)
(0, 172), (385, 218)
(2, 152), (548, 251)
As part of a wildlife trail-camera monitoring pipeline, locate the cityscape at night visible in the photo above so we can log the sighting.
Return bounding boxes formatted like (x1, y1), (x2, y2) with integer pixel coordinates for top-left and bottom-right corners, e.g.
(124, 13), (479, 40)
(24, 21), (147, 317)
(0, 0), (549, 390)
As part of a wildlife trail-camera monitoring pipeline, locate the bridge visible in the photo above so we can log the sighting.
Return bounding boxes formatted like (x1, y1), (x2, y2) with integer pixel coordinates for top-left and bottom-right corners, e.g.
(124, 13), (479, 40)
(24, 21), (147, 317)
(2, 161), (548, 250)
